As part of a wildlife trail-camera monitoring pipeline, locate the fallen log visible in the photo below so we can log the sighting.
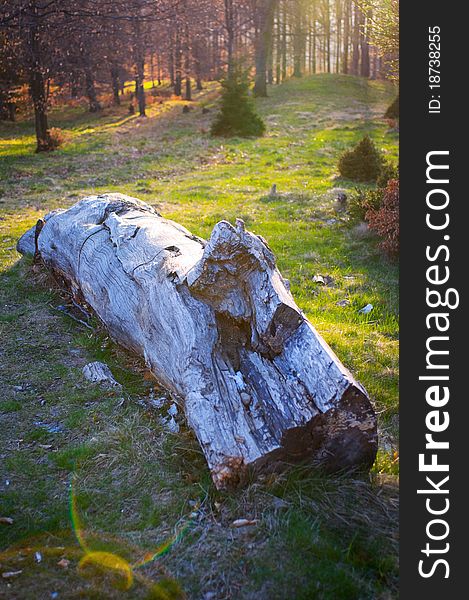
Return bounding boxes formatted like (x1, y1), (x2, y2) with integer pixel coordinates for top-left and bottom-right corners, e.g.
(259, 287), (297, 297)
(17, 194), (377, 488)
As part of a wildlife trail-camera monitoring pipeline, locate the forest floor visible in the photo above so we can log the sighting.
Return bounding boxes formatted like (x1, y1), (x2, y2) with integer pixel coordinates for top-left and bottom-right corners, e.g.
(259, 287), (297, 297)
(0, 75), (399, 600)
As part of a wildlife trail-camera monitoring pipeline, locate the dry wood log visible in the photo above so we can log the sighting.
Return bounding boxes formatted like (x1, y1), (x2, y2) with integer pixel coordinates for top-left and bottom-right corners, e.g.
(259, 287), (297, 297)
(17, 194), (377, 488)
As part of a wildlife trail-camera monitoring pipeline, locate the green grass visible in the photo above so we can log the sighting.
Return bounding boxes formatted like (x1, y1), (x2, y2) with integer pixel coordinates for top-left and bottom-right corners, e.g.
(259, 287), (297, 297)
(0, 74), (398, 599)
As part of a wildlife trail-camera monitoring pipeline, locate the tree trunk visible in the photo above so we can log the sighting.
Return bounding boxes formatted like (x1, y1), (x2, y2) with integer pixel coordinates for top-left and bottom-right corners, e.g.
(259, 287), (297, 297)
(27, 8), (51, 152)
(325, 1), (331, 73)
(150, 51), (156, 87)
(292, 4), (304, 78)
(70, 72), (80, 98)
(267, 29), (274, 84)
(311, 4), (317, 74)
(254, 0), (277, 97)
(110, 66), (121, 106)
(185, 77), (192, 101)
(281, 0), (287, 80)
(84, 67), (101, 113)
(29, 69), (51, 151)
(0, 91), (16, 122)
(335, 0), (342, 73)
(157, 54), (162, 85)
(174, 27), (182, 96)
(133, 17), (146, 116)
(168, 28), (175, 87)
(184, 25), (192, 100)
(360, 8), (370, 78)
(224, 0), (235, 77)
(17, 194), (377, 489)
(351, 3), (360, 75)
(342, 0), (350, 74)
(275, 4), (281, 83)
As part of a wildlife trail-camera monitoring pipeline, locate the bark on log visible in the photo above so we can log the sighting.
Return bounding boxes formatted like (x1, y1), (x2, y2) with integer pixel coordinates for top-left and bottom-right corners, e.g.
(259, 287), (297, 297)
(17, 194), (377, 488)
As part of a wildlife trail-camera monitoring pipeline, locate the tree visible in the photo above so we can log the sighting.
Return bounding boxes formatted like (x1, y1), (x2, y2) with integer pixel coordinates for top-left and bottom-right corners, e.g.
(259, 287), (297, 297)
(360, 4), (371, 78)
(292, 0), (306, 77)
(211, 69), (265, 137)
(1, 0), (397, 154)
(0, 30), (20, 121)
(338, 135), (384, 182)
(367, 0), (399, 80)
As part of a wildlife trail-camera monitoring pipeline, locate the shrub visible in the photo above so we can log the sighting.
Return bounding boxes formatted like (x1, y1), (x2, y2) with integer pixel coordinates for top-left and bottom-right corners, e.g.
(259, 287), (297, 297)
(210, 69), (265, 137)
(46, 127), (68, 150)
(384, 95), (399, 119)
(338, 135), (384, 182)
(376, 161), (399, 188)
(366, 179), (399, 258)
(347, 187), (384, 223)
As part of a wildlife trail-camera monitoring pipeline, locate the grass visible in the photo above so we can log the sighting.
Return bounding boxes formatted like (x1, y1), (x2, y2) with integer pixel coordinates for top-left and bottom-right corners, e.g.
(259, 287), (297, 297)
(0, 74), (398, 599)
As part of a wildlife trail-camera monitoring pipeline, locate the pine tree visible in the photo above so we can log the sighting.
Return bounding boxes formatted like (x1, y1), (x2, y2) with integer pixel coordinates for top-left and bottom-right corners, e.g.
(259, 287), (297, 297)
(211, 70), (265, 137)
(338, 135), (384, 182)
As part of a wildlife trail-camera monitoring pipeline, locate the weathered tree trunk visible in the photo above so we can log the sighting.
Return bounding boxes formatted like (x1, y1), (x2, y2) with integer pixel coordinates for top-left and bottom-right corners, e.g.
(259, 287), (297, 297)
(17, 194), (377, 489)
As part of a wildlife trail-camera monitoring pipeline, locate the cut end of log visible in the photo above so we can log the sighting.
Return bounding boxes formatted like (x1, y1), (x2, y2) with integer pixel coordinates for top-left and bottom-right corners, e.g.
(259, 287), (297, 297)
(280, 386), (377, 472)
(211, 386), (377, 489)
(17, 193), (378, 489)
